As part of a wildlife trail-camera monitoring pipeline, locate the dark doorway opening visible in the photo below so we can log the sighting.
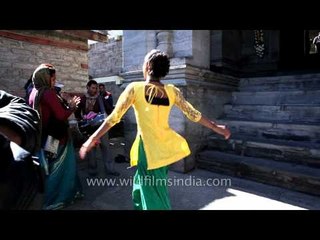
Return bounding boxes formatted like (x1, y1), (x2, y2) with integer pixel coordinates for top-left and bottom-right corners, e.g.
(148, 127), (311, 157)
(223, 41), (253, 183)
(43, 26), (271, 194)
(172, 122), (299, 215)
(279, 30), (320, 72)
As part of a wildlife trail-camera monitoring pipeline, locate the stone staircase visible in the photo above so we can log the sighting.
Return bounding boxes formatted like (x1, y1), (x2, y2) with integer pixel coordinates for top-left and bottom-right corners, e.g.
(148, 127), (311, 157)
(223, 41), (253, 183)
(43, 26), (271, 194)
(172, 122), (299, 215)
(197, 73), (320, 196)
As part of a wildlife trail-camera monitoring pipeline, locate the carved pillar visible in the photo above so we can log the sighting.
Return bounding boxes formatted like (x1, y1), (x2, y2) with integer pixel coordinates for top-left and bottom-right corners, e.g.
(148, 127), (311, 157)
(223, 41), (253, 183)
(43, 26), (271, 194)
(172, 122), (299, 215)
(156, 30), (173, 57)
(146, 30), (157, 52)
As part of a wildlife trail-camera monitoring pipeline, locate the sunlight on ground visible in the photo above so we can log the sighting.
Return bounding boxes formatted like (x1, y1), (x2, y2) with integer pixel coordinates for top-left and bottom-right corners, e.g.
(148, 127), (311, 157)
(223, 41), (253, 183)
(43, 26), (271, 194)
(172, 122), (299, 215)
(200, 188), (306, 210)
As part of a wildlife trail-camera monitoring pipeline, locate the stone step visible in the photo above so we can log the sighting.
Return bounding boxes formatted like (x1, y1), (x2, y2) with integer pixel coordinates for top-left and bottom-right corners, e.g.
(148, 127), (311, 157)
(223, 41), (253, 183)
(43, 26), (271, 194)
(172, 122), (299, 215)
(232, 90), (320, 105)
(219, 119), (320, 143)
(239, 73), (320, 91)
(224, 104), (320, 123)
(196, 150), (320, 196)
(207, 134), (320, 168)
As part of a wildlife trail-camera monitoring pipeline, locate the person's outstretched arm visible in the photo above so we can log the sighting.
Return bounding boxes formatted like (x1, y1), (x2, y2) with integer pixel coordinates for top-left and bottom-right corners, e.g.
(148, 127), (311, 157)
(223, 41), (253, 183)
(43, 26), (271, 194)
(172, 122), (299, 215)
(79, 83), (135, 159)
(197, 115), (231, 139)
(173, 87), (231, 139)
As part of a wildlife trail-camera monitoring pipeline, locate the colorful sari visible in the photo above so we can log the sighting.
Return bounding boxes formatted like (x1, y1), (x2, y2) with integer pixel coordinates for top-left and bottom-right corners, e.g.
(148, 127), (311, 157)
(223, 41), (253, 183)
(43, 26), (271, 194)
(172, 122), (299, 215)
(39, 137), (83, 210)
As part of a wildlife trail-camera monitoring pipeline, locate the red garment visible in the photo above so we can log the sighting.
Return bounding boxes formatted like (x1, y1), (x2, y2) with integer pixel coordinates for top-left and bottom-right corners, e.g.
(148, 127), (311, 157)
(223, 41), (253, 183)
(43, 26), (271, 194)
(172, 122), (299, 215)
(29, 88), (73, 145)
(101, 91), (112, 98)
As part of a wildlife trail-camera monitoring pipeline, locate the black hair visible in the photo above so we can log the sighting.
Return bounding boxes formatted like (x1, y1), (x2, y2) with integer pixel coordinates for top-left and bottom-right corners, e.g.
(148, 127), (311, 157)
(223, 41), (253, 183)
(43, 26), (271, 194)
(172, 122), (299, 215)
(146, 50), (170, 79)
(87, 79), (98, 87)
(24, 74), (33, 90)
(98, 83), (105, 87)
(48, 68), (56, 77)
(40, 63), (56, 77)
(23, 75), (33, 102)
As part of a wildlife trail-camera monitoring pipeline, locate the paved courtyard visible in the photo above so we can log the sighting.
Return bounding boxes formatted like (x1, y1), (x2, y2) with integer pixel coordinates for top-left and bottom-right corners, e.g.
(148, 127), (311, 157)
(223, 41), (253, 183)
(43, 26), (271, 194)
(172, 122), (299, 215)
(65, 147), (320, 210)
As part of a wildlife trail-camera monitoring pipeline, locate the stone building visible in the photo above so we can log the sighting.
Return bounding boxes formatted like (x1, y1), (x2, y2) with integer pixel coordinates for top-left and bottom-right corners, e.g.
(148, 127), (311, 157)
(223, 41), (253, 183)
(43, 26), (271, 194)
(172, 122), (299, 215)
(89, 30), (320, 196)
(0, 30), (107, 97)
(88, 37), (123, 98)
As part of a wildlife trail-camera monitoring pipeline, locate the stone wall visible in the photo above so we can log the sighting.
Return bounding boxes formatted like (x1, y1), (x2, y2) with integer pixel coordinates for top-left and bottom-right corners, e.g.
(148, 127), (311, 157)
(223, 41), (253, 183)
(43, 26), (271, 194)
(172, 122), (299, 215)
(0, 30), (89, 97)
(169, 68), (237, 172)
(172, 30), (193, 58)
(210, 30), (223, 67)
(210, 30), (242, 75)
(122, 30), (211, 73)
(123, 30), (151, 72)
(190, 30), (211, 69)
(183, 87), (232, 171)
(88, 38), (122, 78)
(170, 30), (211, 69)
(210, 30), (280, 76)
(240, 30), (280, 75)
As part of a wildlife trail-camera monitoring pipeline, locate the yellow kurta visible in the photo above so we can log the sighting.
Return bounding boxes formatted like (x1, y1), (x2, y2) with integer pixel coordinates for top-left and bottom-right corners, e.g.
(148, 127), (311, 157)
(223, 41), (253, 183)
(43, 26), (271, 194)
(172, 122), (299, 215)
(105, 82), (202, 170)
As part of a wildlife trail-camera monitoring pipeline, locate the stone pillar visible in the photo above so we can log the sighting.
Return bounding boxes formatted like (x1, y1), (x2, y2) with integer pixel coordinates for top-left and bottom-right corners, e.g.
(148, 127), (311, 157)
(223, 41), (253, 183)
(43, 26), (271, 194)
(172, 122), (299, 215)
(210, 30), (241, 75)
(122, 30), (156, 73)
(156, 30), (173, 57)
(146, 30), (157, 51)
(190, 30), (211, 69)
(210, 30), (223, 67)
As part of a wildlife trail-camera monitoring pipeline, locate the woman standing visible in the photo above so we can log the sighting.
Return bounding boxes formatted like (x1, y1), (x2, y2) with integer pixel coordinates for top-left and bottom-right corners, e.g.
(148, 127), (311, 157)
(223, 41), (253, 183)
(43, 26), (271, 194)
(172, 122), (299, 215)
(29, 63), (83, 210)
(79, 50), (231, 210)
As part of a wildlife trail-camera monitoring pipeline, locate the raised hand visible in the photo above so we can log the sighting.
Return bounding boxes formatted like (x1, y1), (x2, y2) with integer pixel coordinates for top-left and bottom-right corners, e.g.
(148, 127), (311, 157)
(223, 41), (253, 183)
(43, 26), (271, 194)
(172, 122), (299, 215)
(69, 96), (81, 110)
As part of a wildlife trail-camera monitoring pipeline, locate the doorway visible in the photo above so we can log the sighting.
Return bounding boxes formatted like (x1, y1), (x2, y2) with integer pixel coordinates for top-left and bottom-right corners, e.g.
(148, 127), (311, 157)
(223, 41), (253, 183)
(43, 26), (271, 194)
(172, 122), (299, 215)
(279, 30), (320, 72)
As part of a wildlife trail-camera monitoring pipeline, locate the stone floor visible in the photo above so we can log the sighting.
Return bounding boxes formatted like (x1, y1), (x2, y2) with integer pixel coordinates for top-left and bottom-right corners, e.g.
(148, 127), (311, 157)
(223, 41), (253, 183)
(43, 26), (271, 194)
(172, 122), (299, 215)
(64, 146), (320, 210)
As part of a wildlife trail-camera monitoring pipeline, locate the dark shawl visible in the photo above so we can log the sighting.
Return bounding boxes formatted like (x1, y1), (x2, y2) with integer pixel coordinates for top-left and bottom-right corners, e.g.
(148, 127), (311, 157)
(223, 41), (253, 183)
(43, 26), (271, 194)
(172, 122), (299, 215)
(0, 90), (40, 154)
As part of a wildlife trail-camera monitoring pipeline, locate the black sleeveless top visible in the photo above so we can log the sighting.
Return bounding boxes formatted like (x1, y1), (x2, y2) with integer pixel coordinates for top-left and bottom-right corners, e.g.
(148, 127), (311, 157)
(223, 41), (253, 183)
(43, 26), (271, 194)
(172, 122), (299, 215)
(145, 96), (169, 106)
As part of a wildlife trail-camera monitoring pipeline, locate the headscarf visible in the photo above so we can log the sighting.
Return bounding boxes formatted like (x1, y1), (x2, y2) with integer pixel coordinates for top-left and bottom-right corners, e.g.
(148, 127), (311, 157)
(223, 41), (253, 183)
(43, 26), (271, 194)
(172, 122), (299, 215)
(32, 63), (55, 112)
(31, 63), (55, 151)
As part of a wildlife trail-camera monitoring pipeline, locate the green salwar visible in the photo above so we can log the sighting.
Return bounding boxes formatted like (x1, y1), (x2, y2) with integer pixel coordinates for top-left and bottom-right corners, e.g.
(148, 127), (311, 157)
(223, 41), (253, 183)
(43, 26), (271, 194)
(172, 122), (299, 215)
(132, 137), (171, 210)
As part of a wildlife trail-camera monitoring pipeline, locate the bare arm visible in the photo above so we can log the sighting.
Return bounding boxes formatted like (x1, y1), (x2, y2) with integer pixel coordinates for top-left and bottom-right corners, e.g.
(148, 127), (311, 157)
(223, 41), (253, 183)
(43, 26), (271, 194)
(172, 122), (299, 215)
(198, 115), (231, 139)
(173, 86), (231, 139)
(79, 83), (135, 159)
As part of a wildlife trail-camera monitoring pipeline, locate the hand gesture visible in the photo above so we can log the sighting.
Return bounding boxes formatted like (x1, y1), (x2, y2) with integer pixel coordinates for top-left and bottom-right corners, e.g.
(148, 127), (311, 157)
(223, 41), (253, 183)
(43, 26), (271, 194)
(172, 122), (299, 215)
(69, 96), (81, 110)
